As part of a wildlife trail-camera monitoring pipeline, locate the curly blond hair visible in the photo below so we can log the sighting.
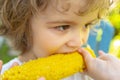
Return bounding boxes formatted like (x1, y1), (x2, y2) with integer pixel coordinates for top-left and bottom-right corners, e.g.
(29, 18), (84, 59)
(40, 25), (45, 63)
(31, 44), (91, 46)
(0, 0), (110, 53)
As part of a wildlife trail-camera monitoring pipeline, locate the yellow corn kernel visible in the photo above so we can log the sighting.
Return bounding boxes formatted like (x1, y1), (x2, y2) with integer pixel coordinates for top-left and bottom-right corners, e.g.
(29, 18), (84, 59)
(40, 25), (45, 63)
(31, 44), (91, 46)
(1, 47), (95, 80)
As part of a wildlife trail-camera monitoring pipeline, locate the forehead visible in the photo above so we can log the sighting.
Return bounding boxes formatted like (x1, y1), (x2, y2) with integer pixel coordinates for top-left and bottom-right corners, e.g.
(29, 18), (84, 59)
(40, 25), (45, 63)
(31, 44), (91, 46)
(42, 0), (97, 16)
(32, 0), (99, 24)
(50, 0), (88, 14)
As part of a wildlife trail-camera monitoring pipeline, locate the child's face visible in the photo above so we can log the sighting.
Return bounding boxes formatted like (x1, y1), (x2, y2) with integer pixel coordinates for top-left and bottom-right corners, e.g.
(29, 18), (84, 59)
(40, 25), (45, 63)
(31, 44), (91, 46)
(30, 0), (99, 57)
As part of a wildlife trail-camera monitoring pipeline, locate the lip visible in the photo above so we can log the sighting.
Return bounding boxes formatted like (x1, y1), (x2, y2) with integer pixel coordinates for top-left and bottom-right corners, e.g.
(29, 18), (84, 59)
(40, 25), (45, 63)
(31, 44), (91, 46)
(51, 50), (78, 56)
(60, 50), (78, 54)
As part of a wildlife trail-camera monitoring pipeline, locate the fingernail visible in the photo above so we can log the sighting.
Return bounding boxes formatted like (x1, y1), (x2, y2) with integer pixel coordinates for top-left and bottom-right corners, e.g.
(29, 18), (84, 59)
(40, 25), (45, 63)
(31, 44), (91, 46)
(78, 48), (83, 52)
(78, 49), (82, 52)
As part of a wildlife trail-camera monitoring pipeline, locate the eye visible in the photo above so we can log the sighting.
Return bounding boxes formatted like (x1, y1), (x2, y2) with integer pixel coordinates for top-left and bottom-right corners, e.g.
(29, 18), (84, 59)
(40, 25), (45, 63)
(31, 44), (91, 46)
(54, 25), (70, 31)
(85, 20), (99, 28)
(84, 23), (92, 28)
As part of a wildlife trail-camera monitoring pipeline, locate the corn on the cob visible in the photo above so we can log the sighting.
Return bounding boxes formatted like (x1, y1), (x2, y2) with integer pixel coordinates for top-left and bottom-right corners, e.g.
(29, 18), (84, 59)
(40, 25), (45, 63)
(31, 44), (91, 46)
(1, 47), (96, 80)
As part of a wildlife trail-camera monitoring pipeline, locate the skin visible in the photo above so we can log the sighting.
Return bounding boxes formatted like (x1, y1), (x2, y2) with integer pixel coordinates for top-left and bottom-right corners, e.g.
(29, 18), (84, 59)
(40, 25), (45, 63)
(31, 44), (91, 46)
(19, 0), (99, 62)
(2, 0), (120, 80)
(78, 48), (120, 80)
(0, 60), (2, 73)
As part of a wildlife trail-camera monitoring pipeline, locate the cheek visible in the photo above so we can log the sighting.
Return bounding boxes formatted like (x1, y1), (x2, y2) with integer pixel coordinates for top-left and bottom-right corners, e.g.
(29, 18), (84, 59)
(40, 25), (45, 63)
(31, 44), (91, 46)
(82, 29), (89, 43)
(33, 31), (66, 54)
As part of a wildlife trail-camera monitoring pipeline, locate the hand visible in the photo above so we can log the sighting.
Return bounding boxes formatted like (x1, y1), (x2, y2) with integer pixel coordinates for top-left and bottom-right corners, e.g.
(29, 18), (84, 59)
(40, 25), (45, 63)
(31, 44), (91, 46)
(78, 48), (120, 80)
(10, 62), (19, 68)
(38, 77), (46, 80)
(0, 61), (19, 74)
(0, 60), (2, 70)
(0, 60), (3, 74)
(0, 61), (45, 80)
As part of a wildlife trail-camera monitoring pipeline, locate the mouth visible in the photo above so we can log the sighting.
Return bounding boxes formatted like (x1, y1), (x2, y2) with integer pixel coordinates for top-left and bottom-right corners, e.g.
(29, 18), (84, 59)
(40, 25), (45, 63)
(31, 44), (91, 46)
(52, 50), (78, 55)
(62, 51), (76, 54)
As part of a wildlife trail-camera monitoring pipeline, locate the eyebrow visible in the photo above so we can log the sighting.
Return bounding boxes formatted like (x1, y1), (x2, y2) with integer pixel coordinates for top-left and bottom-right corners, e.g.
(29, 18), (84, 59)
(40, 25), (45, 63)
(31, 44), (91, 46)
(47, 20), (77, 25)
(87, 18), (99, 24)
(47, 18), (98, 25)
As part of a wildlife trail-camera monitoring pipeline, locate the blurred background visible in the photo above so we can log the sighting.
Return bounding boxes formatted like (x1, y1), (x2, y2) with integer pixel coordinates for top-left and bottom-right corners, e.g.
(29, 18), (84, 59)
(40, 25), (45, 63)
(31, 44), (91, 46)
(88, 0), (120, 57)
(0, 0), (120, 64)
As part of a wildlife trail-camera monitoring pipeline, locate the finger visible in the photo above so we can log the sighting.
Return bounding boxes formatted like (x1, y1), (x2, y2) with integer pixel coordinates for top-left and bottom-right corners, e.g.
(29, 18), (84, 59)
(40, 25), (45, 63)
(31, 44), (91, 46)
(98, 51), (108, 59)
(38, 77), (46, 80)
(98, 51), (116, 61)
(78, 48), (95, 73)
(0, 60), (3, 72)
(78, 48), (93, 65)
(98, 50), (105, 56)
(98, 50), (107, 60)
(10, 62), (19, 68)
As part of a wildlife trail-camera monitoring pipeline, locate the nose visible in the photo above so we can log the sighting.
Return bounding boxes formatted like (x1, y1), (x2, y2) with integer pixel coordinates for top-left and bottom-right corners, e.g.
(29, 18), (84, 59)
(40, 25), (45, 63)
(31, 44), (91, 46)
(66, 31), (85, 48)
